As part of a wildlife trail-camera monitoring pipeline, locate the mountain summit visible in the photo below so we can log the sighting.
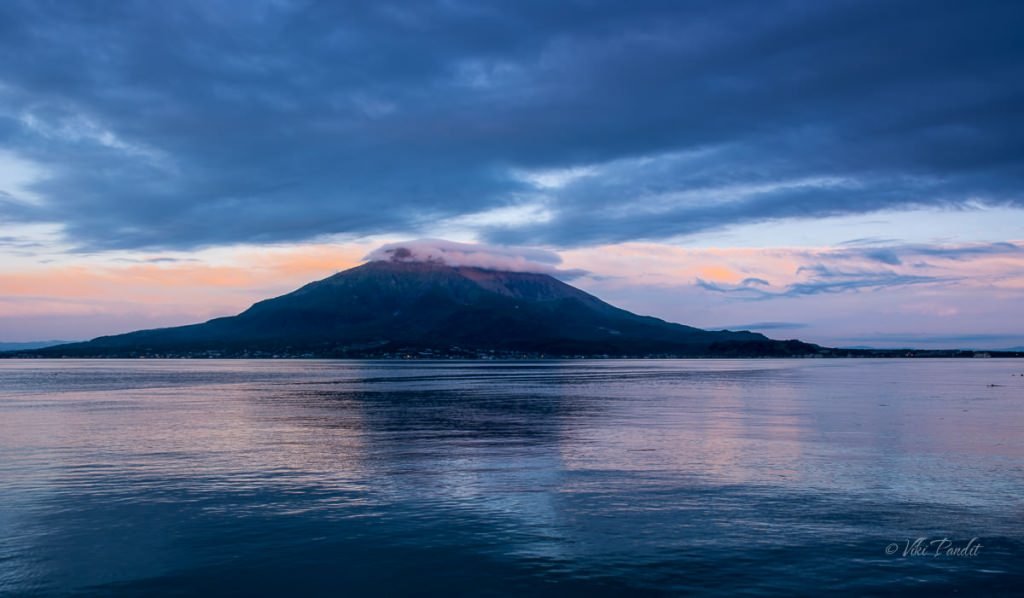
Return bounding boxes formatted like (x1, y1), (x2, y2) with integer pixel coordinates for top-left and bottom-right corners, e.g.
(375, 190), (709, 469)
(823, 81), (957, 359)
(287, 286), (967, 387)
(26, 258), (820, 358)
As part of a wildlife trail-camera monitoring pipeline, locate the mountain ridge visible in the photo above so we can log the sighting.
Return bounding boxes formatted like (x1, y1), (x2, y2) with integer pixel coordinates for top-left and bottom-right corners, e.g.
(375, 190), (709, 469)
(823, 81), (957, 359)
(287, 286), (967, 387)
(12, 260), (822, 358)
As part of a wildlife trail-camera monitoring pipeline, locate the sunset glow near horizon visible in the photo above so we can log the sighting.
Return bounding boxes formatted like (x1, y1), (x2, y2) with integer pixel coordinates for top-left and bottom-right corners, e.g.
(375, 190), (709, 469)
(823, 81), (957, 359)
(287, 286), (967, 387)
(1, 2), (1023, 350)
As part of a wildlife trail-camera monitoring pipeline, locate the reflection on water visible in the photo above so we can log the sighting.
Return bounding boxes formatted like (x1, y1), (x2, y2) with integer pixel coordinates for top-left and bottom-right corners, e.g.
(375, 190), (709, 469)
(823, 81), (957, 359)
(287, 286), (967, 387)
(1, 359), (1022, 595)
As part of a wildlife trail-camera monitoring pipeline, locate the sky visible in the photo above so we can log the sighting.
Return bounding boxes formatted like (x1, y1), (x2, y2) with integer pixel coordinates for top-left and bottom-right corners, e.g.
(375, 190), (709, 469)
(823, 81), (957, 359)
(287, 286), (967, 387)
(1, 0), (1022, 349)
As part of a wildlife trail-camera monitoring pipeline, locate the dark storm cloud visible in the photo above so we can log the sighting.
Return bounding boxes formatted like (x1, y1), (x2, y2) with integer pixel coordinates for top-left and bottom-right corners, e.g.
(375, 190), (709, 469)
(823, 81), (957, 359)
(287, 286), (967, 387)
(0, 0), (1022, 250)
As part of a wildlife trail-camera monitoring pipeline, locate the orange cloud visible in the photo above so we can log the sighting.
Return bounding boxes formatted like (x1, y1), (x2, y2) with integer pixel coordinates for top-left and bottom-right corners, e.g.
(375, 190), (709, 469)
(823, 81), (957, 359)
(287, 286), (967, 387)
(0, 243), (368, 319)
(559, 241), (1024, 304)
(697, 265), (741, 283)
(2, 239), (1023, 345)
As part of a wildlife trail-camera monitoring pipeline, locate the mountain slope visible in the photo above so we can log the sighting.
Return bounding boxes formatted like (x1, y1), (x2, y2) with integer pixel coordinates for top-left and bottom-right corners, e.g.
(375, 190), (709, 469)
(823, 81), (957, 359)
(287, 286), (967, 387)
(0, 340), (75, 351)
(23, 260), (821, 357)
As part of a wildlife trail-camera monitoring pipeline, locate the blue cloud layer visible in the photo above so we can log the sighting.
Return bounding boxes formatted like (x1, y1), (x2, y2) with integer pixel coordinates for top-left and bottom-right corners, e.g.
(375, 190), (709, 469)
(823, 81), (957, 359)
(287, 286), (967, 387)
(694, 241), (1020, 299)
(0, 0), (1021, 250)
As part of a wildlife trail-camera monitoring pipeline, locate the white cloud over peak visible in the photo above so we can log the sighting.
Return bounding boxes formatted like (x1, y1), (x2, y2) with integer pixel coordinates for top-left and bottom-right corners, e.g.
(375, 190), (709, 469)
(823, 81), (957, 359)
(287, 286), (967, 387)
(364, 239), (586, 279)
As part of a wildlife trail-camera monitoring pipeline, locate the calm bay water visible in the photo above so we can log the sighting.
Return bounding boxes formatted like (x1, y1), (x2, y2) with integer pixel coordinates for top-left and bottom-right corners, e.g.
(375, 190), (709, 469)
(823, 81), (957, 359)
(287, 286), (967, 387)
(1, 359), (1022, 596)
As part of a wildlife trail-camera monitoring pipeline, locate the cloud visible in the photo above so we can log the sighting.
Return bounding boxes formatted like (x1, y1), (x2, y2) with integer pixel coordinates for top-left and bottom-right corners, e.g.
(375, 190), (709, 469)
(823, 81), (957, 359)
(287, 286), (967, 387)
(0, 235), (43, 249)
(838, 237), (903, 247)
(111, 256), (201, 264)
(829, 241), (1021, 267)
(783, 269), (951, 297)
(911, 241), (1023, 260)
(697, 259), (956, 299)
(863, 249), (902, 266)
(0, 241), (373, 340)
(3, 237), (1023, 345)
(695, 276), (772, 297)
(840, 333), (1024, 349)
(713, 322), (808, 331)
(0, 1), (1020, 250)
(364, 239), (587, 278)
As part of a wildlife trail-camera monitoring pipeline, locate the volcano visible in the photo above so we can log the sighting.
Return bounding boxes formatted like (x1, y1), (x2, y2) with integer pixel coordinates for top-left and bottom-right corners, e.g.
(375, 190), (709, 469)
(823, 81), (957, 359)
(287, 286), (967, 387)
(26, 259), (821, 358)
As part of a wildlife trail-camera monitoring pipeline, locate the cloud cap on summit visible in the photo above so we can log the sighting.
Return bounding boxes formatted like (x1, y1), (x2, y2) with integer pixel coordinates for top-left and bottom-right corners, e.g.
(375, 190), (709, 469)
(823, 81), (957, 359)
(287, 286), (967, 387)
(365, 239), (587, 279)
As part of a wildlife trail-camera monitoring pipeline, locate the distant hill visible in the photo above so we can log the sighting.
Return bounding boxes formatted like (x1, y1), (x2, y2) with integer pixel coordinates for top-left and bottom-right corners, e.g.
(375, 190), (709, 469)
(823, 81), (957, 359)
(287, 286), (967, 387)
(0, 340), (75, 351)
(14, 260), (821, 358)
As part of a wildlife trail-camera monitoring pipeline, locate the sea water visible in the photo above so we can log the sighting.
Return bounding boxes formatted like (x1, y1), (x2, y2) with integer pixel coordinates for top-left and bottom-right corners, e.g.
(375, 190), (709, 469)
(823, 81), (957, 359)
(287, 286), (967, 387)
(1, 359), (1022, 595)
